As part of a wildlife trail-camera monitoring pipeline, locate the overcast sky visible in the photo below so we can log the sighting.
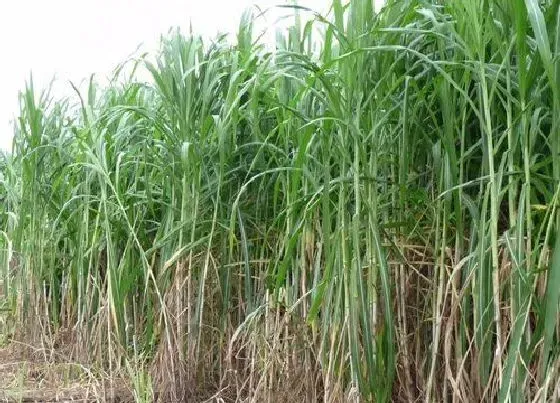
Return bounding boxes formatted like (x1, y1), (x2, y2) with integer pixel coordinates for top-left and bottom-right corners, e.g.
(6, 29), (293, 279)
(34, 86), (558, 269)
(0, 0), (383, 152)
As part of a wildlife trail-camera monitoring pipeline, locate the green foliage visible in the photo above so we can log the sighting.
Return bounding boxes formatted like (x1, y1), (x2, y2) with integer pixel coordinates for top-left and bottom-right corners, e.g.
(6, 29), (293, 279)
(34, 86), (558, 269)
(1, 0), (560, 401)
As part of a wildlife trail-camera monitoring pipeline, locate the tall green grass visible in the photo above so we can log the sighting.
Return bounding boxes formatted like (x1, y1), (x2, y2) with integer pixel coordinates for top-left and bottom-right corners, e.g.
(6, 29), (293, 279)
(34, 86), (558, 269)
(1, 0), (560, 401)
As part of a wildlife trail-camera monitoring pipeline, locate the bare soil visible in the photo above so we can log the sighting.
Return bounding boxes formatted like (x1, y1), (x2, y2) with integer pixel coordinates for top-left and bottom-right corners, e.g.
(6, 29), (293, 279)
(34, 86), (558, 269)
(0, 343), (133, 403)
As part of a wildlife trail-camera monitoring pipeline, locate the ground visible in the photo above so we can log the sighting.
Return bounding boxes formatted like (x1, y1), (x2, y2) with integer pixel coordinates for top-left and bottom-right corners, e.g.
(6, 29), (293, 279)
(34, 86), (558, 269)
(0, 342), (133, 402)
(0, 281), (132, 402)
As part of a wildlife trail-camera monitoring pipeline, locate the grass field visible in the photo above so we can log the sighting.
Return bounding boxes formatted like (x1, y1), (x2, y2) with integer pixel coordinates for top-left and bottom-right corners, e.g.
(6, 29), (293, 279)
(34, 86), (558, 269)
(1, 0), (560, 401)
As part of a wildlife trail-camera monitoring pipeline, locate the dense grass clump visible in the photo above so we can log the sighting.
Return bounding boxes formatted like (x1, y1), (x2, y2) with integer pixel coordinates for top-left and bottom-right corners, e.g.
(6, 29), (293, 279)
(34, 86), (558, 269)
(1, 0), (560, 401)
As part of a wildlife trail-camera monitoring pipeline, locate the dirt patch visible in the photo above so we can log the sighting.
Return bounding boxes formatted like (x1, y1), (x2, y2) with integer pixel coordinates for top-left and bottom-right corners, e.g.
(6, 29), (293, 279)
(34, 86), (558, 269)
(0, 343), (133, 403)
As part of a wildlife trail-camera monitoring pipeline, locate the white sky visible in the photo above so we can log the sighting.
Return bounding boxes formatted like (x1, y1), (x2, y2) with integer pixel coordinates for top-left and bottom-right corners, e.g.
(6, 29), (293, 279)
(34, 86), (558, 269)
(0, 0), (383, 152)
